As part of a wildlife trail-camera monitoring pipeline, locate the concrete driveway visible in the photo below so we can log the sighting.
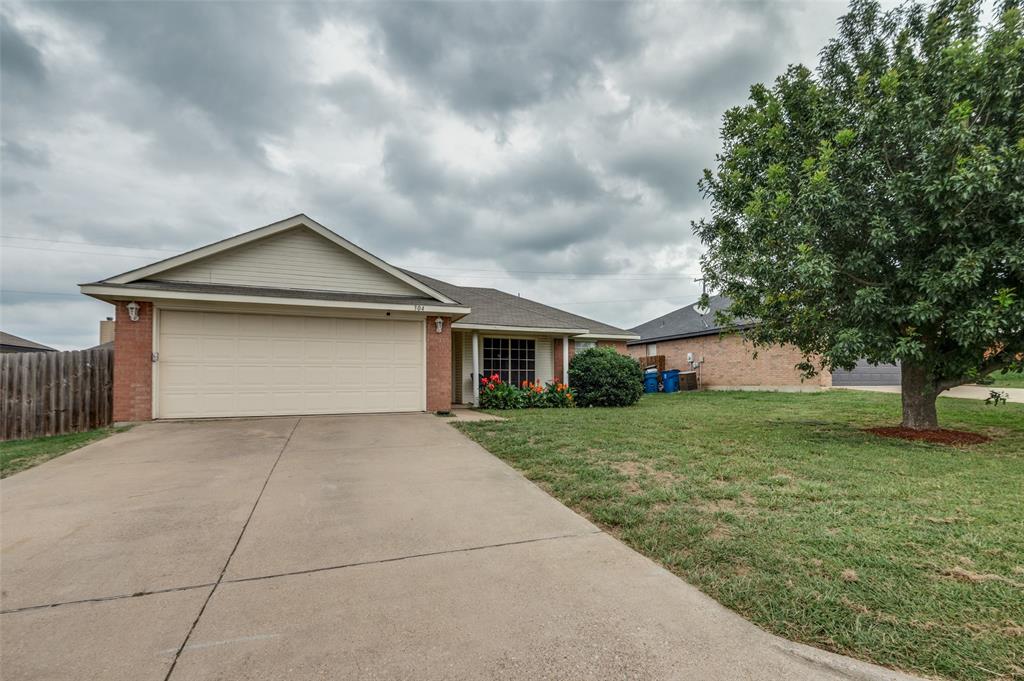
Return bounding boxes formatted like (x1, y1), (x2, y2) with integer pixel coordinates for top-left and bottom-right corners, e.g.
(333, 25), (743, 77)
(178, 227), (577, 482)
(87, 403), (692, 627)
(1, 414), (920, 681)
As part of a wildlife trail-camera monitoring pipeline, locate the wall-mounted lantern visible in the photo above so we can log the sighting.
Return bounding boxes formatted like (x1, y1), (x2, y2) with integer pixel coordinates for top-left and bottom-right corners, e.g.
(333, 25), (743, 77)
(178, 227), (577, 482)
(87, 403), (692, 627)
(435, 317), (444, 334)
(126, 301), (140, 322)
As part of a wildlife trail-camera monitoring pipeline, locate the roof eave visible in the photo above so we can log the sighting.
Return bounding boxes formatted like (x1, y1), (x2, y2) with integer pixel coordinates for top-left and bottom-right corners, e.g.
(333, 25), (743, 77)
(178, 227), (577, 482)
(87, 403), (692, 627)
(626, 323), (756, 345)
(80, 284), (471, 316)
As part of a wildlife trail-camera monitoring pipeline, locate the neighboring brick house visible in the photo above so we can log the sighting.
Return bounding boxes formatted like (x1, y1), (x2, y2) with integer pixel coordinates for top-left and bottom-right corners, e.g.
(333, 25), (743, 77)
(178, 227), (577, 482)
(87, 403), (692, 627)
(81, 214), (637, 421)
(627, 295), (832, 390)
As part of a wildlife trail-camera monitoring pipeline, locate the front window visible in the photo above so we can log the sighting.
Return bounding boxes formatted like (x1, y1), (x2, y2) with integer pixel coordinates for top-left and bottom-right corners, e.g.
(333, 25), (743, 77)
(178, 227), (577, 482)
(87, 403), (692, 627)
(483, 338), (535, 385)
(575, 340), (596, 352)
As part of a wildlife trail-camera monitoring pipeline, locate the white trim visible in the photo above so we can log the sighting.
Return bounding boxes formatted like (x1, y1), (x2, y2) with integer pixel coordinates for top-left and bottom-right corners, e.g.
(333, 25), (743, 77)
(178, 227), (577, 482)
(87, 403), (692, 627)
(101, 214), (458, 304)
(452, 323), (589, 335)
(151, 307), (160, 419)
(421, 319), (428, 412)
(562, 335), (569, 385)
(81, 285), (470, 316)
(573, 333), (640, 341)
(472, 332), (480, 407)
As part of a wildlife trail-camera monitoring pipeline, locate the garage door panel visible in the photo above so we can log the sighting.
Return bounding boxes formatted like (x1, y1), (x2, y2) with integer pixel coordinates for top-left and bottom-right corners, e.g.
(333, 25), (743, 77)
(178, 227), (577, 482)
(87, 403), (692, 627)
(237, 338), (271, 359)
(304, 340), (334, 360)
(160, 336), (200, 358)
(202, 337), (236, 359)
(158, 311), (424, 418)
(393, 366), (420, 386)
(271, 339), (304, 359)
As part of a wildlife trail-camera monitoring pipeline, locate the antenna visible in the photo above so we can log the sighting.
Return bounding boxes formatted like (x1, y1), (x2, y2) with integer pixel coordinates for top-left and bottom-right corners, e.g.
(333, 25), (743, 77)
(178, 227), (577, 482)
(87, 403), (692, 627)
(692, 277), (710, 316)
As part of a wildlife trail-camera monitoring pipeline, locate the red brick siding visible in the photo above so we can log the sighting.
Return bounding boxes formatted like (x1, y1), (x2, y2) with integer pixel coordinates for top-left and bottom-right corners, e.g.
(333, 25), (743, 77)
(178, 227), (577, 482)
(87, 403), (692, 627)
(426, 316), (452, 411)
(113, 301), (154, 421)
(627, 334), (830, 388)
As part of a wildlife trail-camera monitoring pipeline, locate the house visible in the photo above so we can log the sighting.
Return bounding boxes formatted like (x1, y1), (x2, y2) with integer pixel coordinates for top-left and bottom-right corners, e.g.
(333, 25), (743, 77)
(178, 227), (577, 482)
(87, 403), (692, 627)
(1, 331), (56, 354)
(80, 214), (637, 421)
(627, 295), (833, 390)
(628, 296), (903, 388)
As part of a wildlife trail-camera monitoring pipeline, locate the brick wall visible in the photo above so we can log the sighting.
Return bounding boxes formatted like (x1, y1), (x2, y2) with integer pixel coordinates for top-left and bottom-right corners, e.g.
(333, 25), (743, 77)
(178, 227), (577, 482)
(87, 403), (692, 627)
(627, 334), (830, 388)
(426, 316), (452, 412)
(113, 300), (154, 422)
(553, 338), (575, 382)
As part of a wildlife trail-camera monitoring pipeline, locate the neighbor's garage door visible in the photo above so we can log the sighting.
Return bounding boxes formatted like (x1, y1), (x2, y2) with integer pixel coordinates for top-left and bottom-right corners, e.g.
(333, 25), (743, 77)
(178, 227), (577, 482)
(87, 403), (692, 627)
(831, 359), (901, 386)
(157, 310), (424, 418)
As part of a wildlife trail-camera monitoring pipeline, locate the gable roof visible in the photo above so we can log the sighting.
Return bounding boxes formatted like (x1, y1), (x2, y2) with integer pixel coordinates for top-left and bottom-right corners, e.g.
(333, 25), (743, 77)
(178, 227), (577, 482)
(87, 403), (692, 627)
(1, 331), (56, 351)
(98, 214), (457, 305)
(628, 295), (754, 344)
(403, 271), (637, 339)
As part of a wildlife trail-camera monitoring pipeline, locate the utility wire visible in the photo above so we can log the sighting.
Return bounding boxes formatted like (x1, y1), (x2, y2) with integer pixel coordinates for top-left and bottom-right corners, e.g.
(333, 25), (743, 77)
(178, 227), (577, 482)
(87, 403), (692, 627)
(1, 235), (701, 280)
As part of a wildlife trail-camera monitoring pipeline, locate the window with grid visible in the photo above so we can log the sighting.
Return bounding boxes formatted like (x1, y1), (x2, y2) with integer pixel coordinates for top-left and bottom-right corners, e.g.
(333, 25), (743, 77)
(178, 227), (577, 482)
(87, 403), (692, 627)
(482, 338), (536, 385)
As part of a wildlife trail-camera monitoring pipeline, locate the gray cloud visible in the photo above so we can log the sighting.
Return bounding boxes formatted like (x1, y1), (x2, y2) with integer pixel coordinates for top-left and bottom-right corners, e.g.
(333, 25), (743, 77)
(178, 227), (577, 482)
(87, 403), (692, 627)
(1, 0), (853, 348)
(0, 14), (46, 83)
(354, 2), (642, 118)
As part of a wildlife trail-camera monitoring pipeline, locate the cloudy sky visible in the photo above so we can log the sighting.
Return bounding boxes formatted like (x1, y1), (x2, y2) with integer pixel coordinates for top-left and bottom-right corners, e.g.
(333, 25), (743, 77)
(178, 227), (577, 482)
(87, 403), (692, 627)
(2, 0), (854, 349)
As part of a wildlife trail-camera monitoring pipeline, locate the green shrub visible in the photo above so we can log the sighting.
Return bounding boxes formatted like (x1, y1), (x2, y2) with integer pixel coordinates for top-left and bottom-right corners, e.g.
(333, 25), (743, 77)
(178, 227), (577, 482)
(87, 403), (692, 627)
(479, 375), (575, 409)
(568, 347), (643, 407)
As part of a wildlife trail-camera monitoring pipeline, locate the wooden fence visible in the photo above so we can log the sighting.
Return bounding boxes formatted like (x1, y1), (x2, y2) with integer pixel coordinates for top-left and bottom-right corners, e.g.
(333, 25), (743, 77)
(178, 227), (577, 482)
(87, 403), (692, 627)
(1, 346), (114, 441)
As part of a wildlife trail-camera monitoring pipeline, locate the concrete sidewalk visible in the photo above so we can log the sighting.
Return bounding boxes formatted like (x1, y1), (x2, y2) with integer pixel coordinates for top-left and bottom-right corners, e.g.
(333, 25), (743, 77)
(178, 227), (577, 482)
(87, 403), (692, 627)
(1, 414), (923, 681)
(837, 384), (1024, 402)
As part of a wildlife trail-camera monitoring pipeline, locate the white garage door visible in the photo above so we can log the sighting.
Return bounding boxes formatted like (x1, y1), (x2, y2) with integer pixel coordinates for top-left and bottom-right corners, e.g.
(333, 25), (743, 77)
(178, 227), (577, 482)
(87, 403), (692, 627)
(157, 310), (424, 418)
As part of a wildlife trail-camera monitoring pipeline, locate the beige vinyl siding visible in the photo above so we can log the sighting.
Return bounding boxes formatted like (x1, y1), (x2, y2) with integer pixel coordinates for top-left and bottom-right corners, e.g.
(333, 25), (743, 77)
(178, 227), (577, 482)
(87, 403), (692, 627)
(155, 227), (423, 296)
(457, 333), (553, 404)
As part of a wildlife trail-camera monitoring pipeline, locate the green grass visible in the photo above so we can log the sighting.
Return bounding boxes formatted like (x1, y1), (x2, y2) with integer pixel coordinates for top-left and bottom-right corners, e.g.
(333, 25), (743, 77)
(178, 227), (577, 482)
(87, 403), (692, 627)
(982, 370), (1024, 389)
(456, 391), (1024, 681)
(0, 427), (129, 478)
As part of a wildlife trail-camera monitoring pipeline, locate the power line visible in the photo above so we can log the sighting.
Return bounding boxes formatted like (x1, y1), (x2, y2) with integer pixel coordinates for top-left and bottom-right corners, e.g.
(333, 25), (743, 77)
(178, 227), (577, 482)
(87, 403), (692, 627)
(1, 236), (701, 279)
(1, 234), (181, 253)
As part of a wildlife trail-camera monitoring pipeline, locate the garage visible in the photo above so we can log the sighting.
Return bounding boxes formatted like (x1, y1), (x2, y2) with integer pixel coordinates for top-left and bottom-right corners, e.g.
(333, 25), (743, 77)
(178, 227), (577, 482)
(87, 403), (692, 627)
(831, 359), (901, 387)
(156, 309), (425, 418)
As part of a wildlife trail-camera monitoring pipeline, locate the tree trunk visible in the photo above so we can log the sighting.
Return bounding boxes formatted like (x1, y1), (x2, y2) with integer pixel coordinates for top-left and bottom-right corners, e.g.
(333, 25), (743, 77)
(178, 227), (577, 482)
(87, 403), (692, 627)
(900, 362), (939, 430)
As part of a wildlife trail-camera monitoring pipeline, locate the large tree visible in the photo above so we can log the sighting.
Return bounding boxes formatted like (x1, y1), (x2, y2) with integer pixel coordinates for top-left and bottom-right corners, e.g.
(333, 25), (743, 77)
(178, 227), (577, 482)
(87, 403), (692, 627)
(694, 0), (1023, 429)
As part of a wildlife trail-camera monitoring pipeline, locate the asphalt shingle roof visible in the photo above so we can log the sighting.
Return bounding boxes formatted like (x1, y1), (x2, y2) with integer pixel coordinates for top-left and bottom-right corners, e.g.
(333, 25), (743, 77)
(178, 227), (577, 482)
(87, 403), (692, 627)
(1, 331), (56, 351)
(402, 271), (635, 336)
(628, 295), (754, 344)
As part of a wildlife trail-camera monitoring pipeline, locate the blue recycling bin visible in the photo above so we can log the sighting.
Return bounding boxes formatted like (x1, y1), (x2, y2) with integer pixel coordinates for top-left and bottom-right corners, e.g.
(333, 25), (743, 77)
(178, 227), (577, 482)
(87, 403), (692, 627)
(643, 369), (659, 393)
(662, 369), (681, 393)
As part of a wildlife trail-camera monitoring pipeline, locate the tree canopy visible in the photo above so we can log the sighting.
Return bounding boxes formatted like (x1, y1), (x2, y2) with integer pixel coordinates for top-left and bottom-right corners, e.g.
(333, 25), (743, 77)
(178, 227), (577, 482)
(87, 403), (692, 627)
(694, 0), (1024, 428)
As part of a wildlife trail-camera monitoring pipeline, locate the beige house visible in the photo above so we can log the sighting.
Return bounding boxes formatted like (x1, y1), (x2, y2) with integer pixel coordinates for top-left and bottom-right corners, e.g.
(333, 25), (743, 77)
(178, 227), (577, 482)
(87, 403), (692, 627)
(81, 214), (636, 421)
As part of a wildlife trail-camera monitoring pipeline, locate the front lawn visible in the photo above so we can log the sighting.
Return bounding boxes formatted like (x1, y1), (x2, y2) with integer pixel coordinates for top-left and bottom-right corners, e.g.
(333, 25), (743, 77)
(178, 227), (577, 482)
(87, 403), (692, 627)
(982, 370), (1024, 389)
(457, 391), (1024, 681)
(0, 427), (129, 478)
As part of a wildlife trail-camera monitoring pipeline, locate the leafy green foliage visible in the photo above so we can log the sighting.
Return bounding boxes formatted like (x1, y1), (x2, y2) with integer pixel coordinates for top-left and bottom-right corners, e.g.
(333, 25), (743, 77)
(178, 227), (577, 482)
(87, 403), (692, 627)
(478, 374), (575, 409)
(568, 347), (643, 407)
(694, 0), (1024, 427)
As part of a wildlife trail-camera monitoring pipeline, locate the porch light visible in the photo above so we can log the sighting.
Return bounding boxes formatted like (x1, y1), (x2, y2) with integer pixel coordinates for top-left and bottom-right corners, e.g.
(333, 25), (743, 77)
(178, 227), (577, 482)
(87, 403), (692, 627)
(435, 317), (444, 334)
(126, 301), (140, 322)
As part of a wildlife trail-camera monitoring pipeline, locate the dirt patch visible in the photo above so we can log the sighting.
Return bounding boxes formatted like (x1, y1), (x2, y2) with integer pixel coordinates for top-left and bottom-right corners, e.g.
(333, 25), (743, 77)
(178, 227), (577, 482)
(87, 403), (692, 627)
(611, 460), (684, 487)
(706, 522), (733, 541)
(865, 426), (990, 446)
(941, 566), (1023, 588)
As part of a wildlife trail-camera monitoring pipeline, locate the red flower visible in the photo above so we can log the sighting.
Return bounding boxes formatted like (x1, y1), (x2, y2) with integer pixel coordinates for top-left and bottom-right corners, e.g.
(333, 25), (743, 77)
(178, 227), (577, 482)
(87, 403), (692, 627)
(491, 373), (500, 381)
(487, 383), (496, 391)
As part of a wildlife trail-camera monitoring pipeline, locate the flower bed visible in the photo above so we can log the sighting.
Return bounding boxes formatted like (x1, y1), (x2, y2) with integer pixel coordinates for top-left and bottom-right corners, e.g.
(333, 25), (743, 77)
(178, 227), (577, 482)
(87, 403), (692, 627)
(479, 374), (575, 409)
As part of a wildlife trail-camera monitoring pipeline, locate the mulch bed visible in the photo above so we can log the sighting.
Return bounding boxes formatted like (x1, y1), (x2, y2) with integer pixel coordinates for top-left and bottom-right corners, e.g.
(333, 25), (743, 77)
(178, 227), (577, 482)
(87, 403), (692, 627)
(865, 426), (990, 446)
